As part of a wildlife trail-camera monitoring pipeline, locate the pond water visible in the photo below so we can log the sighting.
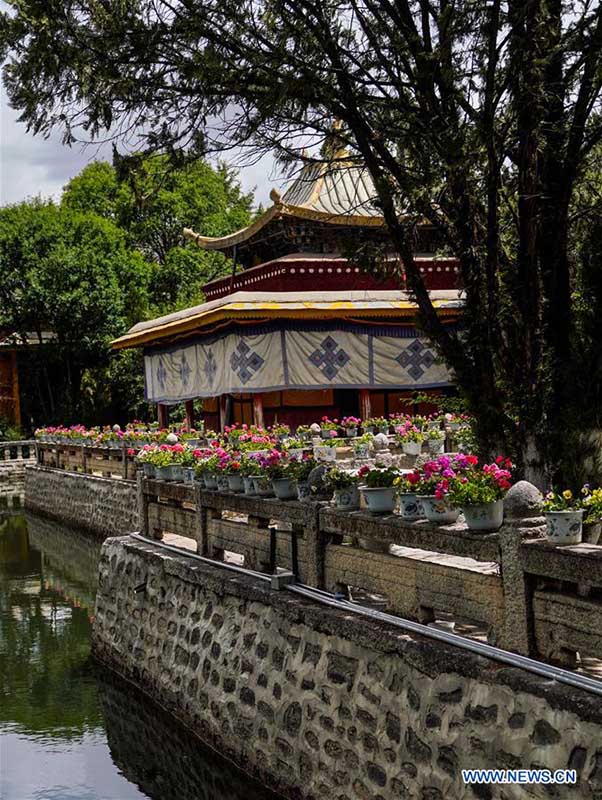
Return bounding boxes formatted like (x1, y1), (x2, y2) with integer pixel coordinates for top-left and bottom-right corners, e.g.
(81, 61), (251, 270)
(0, 513), (278, 800)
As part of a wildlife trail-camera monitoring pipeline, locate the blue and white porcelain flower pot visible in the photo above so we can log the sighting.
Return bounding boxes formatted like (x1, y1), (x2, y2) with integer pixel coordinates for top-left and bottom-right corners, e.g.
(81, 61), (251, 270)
(402, 441), (422, 456)
(398, 492), (423, 521)
(272, 477), (297, 500)
(334, 486), (360, 511)
(243, 476), (257, 495)
(360, 486), (397, 515)
(544, 510), (583, 545)
(204, 473), (218, 490)
(297, 481), (312, 502)
(217, 475), (230, 492)
(227, 474), (245, 493)
(419, 495), (460, 525)
(252, 476), (274, 497)
(463, 500), (504, 531)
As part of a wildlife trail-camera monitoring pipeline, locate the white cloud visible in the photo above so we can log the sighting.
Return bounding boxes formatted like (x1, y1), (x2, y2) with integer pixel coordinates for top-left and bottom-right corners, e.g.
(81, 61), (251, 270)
(0, 86), (276, 208)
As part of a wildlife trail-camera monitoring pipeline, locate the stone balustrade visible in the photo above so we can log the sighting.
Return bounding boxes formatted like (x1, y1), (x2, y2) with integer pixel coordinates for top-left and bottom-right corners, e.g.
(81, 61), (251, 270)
(36, 441), (137, 480)
(0, 439), (36, 509)
(138, 475), (602, 669)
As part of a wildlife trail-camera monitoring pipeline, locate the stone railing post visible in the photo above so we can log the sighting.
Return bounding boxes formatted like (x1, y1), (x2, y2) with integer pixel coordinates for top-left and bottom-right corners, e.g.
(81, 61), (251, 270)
(498, 480), (545, 656)
(136, 471), (149, 536)
(305, 502), (326, 588)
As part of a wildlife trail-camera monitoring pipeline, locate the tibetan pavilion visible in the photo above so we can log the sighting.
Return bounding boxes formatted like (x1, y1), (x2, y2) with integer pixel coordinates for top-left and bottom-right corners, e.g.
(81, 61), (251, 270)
(112, 152), (462, 430)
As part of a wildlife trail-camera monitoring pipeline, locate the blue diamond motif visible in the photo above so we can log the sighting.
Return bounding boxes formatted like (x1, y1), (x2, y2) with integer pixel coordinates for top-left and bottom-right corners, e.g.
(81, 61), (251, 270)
(309, 336), (351, 381)
(203, 348), (217, 387)
(230, 340), (264, 385)
(396, 339), (436, 381)
(156, 358), (167, 389)
(178, 352), (192, 386)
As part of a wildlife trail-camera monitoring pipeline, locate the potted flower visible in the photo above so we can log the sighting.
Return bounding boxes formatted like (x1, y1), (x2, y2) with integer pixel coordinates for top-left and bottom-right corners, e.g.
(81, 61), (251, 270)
(374, 417), (391, 435)
(136, 445), (159, 478)
(394, 472), (424, 520)
(341, 416), (361, 438)
(399, 427), (424, 456)
(425, 428), (445, 454)
(358, 466), (399, 514)
(222, 455), (245, 493)
(262, 450), (297, 500)
(352, 432), (373, 459)
(581, 486), (602, 544)
(196, 451), (220, 489)
(413, 455), (466, 524)
(325, 466), (360, 510)
(542, 489), (583, 545)
(314, 438), (343, 461)
(281, 437), (305, 461)
(180, 446), (198, 483)
(320, 417), (339, 439)
(288, 454), (317, 501)
(239, 454), (261, 495)
(447, 457), (512, 531)
(295, 424), (312, 442)
(270, 422), (291, 442)
(426, 415), (443, 432)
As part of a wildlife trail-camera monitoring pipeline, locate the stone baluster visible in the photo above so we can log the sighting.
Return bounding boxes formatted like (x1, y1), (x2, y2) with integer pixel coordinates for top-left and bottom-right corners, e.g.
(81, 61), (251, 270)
(498, 481), (546, 655)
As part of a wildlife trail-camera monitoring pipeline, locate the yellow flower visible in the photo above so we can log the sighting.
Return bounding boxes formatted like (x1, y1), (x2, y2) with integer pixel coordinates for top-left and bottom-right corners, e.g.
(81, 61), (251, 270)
(562, 490), (573, 500)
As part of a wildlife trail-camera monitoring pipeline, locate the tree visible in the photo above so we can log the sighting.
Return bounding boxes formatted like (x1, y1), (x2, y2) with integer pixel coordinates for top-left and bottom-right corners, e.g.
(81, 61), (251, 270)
(63, 157), (254, 311)
(0, 200), (150, 421)
(3, 1), (602, 484)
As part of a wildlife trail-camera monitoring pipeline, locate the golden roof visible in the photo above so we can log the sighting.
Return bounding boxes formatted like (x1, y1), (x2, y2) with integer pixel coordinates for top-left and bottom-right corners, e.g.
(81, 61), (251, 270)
(111, 290), (463, 350)
(183, 157), (385, 251)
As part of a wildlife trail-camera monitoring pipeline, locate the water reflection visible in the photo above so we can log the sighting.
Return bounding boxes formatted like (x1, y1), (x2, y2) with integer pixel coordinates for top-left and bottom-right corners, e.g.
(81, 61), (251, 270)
(0, 513), (278, 800)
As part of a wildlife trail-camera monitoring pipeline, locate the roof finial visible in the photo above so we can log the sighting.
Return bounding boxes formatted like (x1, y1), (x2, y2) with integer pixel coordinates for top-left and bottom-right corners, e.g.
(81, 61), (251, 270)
(270, 187), (282, 205)
(321, 119), (348, 161)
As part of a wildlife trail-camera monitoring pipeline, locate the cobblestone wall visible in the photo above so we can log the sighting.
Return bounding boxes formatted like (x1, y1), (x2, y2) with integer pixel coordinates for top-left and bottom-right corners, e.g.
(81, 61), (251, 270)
(93, 536), (602, 800)
(25, 465), (138, 536)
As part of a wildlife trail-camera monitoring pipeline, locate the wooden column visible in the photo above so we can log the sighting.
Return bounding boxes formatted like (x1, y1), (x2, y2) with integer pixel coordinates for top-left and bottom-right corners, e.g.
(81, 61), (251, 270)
(359, 388), (372, 421)
(185, 399), (195, 431)
(219, 395), (228, 431)
(10, 351), (21, 428)
(157, 403), (168, 429)
(252, 393), (265, 429)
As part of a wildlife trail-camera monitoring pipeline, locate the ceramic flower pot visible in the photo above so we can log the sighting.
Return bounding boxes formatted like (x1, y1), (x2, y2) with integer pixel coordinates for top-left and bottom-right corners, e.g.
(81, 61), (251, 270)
(243, 476), (257, 495)
(252, 476), (274, 497)
(194, 471), (206, 488)
(314, 446), (336, 462)
(398, 492), (423, 521)
(227, 474), (245, 493)
(183, 467), (196, 483)
(363, 426), (375, 435)
(360, 486), (397, 515)
(321, 429), (333, 439)
(402, 441), (422, 456)
(427, 421), (442, 431)
(297, 481), (312, 502)
(346, 427), (358, 438)
(544, 510), (583, 545)
(217, 475), (230, 492)
(272, 477), (298, 500)
(142, 462), (155, 478)
(463, 500), (504, 531)
(287, 449), (304, 461)
(155, 465), (175, 482)
(419, 495), (461, 525)
(204, 473), (218, 490)
(427, 439), (445, 454)
(353, 444), (370, 459)
(582, 521), (601, 545)
(333, 486), (360, 510)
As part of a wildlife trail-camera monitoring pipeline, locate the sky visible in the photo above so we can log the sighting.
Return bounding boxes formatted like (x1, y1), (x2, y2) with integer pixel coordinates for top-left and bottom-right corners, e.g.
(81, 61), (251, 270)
(0, 85), (276, 209)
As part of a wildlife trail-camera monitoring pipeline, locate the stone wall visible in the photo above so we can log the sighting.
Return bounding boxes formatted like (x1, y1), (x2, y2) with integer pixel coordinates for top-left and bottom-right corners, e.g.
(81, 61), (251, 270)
(94, 536), (602, 800)
(0, 441), (35, 509)
(25, 465), (138, 537)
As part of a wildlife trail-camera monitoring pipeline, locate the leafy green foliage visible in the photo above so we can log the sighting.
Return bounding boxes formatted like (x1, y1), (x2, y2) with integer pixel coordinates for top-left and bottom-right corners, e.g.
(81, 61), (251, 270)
(0, 156), (253, 426)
